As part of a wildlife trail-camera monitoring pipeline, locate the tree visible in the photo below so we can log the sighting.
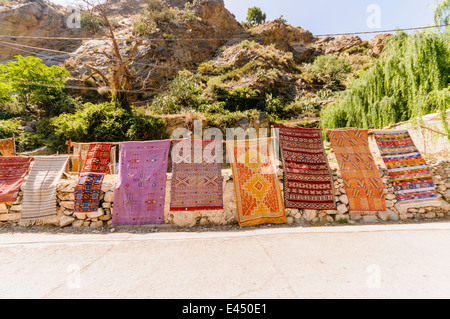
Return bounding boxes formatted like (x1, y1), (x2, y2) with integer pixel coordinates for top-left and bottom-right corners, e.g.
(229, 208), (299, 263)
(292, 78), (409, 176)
(80, 0), (151, 109)
(0, 55), (69, 118)
(320, 31), (450, 131)
(435, 0), (450, 25)
(246, 7), (266, 26)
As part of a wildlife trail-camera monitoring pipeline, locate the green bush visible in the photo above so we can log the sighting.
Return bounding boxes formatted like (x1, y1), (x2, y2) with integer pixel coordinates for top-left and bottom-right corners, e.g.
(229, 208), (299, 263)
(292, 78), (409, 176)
(0, 118), (43, 152)
(80, 11), (105, 33)
(311, 55), (351, 86)
(0, 55), (70, 118)
(151, 72), (210, 114)
(0, 118), (20, 140)
(133, 1), (178, 35)
(213, 86), (265, 112)
(50, 102), (167, 152)
(0, 82), (11, 104)
(204, 109), (261, 134)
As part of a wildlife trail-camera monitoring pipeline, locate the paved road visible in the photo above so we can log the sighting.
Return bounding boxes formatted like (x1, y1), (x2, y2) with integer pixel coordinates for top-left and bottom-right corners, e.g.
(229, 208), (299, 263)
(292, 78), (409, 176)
(1, 223), (450, 299)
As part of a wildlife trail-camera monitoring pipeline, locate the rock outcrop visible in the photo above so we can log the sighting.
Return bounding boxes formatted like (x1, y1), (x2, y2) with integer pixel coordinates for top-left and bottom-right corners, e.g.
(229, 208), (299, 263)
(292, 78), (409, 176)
(0, 0), (90, 62)
(249, 20), (316, 63)
(369, 33), (392, 57)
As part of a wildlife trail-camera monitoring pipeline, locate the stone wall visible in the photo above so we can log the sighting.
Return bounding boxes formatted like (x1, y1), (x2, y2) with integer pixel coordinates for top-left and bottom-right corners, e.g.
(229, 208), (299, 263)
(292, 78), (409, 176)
(1, 160), (449, 230)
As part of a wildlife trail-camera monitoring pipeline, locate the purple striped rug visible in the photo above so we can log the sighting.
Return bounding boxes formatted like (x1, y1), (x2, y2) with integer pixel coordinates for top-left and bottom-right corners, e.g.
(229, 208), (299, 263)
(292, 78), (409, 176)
(112, 140), (171, 225)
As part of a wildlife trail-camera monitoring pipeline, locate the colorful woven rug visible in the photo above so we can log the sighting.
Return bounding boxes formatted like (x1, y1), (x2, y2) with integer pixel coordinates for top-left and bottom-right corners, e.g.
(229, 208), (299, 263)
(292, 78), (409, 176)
(0, 138), (15, 156)
(373, 130), (440, 208)
(74, 173), (105, 213)
(21, 156), (69, 221)
(226, 138), (286, 227)
(81, 143), (113, 174)
(0, 156), (33, 203)
(112, 140), (171, 225)
(275, 125), (336, 210)
(170, 140), (223, 211)
(327, 129), (386, 212)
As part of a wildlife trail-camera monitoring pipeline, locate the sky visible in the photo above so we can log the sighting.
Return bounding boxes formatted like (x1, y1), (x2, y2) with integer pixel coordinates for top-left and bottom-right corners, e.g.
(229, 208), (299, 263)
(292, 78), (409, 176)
(51, 0), (438, 40)
(223, 0), (438, 40)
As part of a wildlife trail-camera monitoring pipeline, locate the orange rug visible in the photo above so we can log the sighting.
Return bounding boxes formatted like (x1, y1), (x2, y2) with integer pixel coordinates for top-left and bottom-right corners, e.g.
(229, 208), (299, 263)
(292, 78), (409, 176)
(0, 138), (15, 156)
(327, 129), (386, 212)
(226, 138), (286, 227)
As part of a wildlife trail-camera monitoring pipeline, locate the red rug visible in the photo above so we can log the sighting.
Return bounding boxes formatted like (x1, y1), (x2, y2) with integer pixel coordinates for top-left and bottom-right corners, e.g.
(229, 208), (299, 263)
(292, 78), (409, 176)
(0, 156), (33, 203)
(81, 143), (113, 173)
(276, 125), (336, 210)
(170, 140), (224, 211)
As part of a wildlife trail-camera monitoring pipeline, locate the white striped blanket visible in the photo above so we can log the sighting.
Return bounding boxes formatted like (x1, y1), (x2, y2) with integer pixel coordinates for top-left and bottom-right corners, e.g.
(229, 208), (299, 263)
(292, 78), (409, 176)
(21, 156), (69, 221)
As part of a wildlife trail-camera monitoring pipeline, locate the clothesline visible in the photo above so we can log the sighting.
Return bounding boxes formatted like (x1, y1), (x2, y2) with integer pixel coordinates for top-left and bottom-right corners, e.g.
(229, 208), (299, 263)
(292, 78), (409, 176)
(63, 125), (448, 152)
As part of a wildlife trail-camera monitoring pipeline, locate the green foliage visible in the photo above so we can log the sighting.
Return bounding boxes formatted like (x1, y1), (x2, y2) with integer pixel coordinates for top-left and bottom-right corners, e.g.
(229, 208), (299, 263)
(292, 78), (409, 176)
(246, 7), (267, 26)
(0, 118), (43, 152)
(213, 86), (265, 112)
(0, 118), (20, 140)
(0, 56), (70, 118)
(240, 40), (262, 50)
(50, 102), (167, 152)
(435, 0), (450, 25)
(80, 11), (105, 32)
(203, 109), (261, 133)
(133, 1), (178, 35)
(320, 30), (450, 130)
(0, 81), (11, 104)
(285, 90), (336, 118)
(311, 55), (351, 86)
(151, 72), (210, 114)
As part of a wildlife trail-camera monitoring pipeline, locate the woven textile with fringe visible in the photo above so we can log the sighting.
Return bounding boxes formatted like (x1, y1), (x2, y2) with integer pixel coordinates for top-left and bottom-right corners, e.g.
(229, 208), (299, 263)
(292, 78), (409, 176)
(170, 140), (224, 211)
(0, 156), (33, 203)
(113, 140), (170, 225)
(21, 156), (69, 221)
(226, 138), (286, 227)
(373, 130), (440, 209)
(327, 129), (386, 212)
(276, 125), (336, 210)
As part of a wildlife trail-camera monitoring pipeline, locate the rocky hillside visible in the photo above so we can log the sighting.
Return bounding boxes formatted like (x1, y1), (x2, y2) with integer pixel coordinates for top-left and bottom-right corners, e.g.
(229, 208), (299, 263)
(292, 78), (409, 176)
(0, 0), (389, 95)
(0, 0), (399, 144)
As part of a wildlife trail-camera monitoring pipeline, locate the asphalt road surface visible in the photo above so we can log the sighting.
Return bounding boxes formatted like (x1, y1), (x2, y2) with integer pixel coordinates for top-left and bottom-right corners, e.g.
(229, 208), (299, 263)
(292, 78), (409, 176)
(1, 222), (449, 299)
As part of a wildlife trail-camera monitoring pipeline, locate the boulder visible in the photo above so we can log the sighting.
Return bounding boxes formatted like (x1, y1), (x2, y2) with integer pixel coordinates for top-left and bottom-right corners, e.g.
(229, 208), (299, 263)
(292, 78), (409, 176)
(323, 35), (363, 55)
(369, 33), (392, 57)
(59, 215), (75, 227)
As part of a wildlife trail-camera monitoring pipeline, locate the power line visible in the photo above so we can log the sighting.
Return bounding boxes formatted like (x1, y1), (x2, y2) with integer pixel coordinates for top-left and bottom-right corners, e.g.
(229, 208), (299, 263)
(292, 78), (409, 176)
(314, 24), (450, 37)
(0, 39), (345, 89)
(0, 24), (447, 42)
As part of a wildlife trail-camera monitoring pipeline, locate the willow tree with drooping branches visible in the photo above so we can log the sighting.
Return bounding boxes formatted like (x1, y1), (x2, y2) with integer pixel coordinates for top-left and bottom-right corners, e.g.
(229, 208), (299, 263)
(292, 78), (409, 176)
(320, 29), (450, 134)
(435, 0), (450, 25)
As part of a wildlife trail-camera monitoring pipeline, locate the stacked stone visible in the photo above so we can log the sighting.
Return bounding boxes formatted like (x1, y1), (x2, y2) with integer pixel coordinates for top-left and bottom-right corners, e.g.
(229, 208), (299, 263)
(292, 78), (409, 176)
(0, 191), (23, 222)
(0, 161), (449, 229)
(55, 179), (115, 229)
(284, 160), (450, 225)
